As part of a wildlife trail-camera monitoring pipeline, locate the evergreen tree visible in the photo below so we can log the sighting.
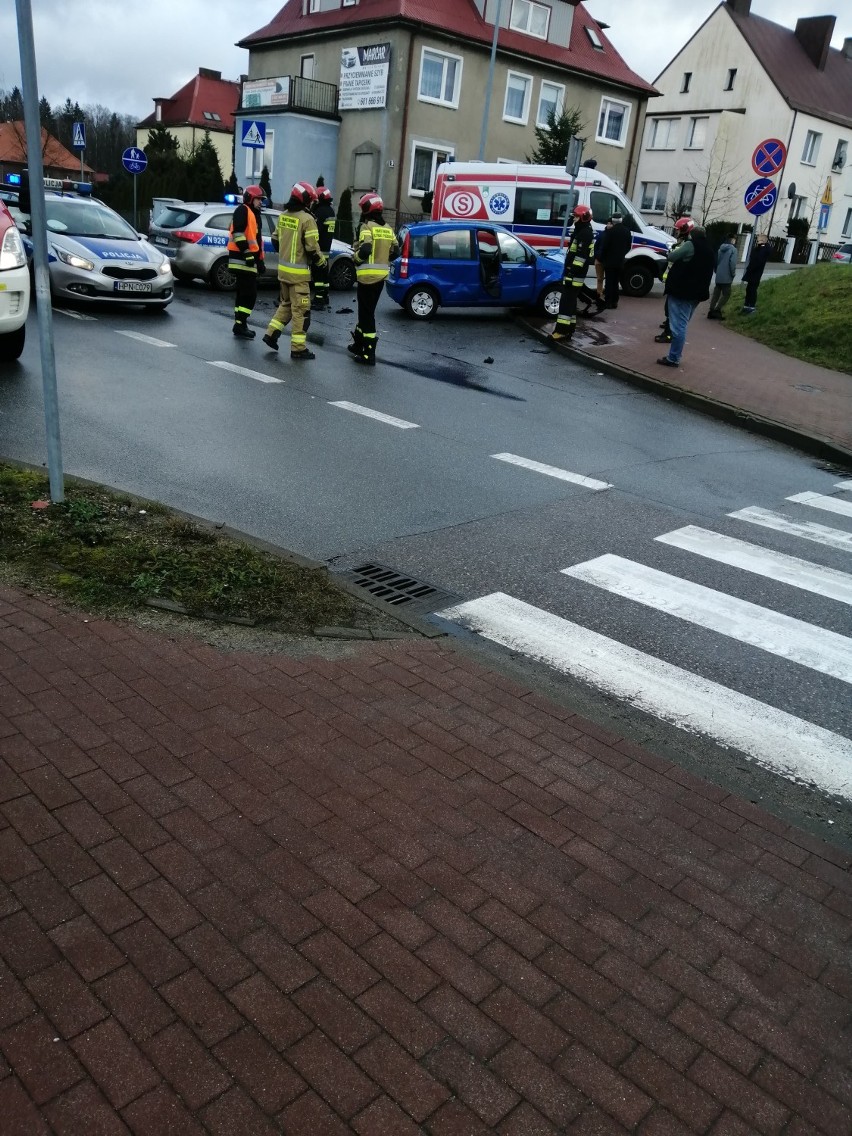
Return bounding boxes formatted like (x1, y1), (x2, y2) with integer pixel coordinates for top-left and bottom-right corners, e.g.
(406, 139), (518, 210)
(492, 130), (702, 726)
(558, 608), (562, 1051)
(186, 130), (224, 201)
(225, 169), (240, 195)
(38, 97), (55, 134)
(316, 174), (325, 187)
(526, 105), (585, 166)
(5, 86), (24, 120)
(259, 164), (272, 201)
(335, 187), (354, 244)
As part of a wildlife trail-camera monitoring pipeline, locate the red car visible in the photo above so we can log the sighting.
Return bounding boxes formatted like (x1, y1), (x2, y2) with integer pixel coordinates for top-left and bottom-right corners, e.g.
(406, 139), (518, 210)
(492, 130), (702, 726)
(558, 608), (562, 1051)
(0, 198), (30, 361)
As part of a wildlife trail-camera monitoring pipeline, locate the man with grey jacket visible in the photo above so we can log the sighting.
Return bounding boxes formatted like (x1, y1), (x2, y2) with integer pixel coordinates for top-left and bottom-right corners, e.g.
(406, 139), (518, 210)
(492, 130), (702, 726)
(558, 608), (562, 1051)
(707, 232), (737, 319)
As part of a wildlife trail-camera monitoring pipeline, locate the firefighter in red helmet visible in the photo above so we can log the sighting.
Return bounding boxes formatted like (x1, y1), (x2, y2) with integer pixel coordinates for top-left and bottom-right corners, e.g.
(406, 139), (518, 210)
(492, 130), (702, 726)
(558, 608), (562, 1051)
(551, 203), (599, 342)
(348, 192), (399, 366)
(227, 184), (265, 338)
(262, 182), (325, 360)
(311, 185), (336, 311)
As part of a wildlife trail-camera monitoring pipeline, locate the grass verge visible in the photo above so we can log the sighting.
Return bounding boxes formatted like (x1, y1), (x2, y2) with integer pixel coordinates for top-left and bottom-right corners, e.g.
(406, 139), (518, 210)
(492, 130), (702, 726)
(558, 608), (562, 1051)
(0, 464), (355, 630)
(723, 263), (852, 373)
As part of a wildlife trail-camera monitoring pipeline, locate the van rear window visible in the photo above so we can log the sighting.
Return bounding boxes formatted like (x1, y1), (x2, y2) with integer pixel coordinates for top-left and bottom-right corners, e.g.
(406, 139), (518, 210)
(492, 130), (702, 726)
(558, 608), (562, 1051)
(516, 188), (578, 226)
(153, 207), (201, 228)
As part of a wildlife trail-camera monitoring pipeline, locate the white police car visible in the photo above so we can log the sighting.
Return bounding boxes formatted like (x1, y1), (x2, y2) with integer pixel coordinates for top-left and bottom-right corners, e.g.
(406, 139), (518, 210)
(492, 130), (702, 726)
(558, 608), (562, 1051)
(13, 179), (173, 309)
(0, 196), (30, 361)
(148, 197), (356, 292)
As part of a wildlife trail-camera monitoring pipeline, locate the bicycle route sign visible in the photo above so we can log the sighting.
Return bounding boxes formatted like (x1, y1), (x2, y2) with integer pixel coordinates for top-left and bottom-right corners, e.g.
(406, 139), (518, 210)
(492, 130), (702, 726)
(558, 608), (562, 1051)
(744, 176), (777, 216)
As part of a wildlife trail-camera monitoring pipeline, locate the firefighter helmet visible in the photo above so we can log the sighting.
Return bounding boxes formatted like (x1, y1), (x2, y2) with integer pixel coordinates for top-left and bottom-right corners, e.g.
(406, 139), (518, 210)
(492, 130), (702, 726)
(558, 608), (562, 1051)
(290, 182), (318, 208)
(317, 186), (333, 204)
(673, 216), (695, 234)
(358, 192), (384, 215)
(242, 185), (264, 205)
(572, 204), (592, 222)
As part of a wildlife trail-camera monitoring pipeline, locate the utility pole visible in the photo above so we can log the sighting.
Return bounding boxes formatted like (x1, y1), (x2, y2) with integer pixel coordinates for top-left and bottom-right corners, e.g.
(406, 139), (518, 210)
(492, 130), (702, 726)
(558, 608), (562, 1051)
(15, 0), (64, 502)
(558, 136), (584, 251)
(478, 0), (504, 161)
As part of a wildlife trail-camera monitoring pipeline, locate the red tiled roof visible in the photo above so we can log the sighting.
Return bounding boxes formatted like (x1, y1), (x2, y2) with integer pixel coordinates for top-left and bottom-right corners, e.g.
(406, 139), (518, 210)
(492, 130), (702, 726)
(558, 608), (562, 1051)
(0, 122), (94, 174)
(728, 8), (852, 131)
(137, 72), (241, 130)
(239, 0), (657, 95)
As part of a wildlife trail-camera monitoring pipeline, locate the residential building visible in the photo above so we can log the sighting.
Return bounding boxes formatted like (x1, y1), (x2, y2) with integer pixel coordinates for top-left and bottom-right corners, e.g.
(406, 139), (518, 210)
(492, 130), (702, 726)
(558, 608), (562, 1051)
(0, 123), (94, 185)
(237, 0), (656, 219)
(632, 0), (852, 246)
(136, 68), (241, 179)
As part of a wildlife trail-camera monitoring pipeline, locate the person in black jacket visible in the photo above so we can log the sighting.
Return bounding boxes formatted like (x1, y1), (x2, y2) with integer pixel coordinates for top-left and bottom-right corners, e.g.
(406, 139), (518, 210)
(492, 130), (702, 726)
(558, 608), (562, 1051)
(311, 187), (336, 311)
(551, 204), (602, 341)
(657, 225), (715, 368)
(741, 232), (770, 313)
(597, 211), (632, 309)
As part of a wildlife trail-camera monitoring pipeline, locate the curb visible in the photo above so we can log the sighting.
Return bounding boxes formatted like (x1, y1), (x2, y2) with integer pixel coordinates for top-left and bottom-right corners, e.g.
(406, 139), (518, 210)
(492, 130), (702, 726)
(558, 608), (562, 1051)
(517, 315), (852, 467)
(0, 459), (444, 642)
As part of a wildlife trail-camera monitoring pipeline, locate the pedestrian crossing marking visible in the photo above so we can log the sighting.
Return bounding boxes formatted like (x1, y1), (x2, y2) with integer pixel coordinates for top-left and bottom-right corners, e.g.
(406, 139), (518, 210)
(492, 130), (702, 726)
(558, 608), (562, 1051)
(329, 401), (419, 429)
(787, 491), (852, 519)
(437, 593), (852, 799)
(656, 527), (852, 606)
(208, 360), (284, 384)
(53, 308), (97, 320)
(562, 554), (852, 684)
(729, 507), (852, 554)
(491, 453), (612, 491)
(115, 331), (175, 347)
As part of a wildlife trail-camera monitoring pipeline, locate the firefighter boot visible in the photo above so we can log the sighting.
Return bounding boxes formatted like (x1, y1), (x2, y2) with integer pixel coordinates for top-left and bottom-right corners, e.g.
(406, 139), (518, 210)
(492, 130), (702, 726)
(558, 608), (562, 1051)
(347, 328), (364, 358)
(262, 329), (280, 352)
(233, 322), (255, 339)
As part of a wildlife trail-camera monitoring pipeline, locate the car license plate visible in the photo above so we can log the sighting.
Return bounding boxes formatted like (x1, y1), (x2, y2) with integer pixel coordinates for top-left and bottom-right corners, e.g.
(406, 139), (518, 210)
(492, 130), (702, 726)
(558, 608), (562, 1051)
(113, 281), (152, 293)
(153, 236), (170, 245)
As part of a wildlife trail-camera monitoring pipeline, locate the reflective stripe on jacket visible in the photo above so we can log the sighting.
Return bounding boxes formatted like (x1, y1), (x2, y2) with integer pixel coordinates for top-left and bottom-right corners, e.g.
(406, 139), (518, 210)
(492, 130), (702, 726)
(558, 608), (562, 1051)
(354, 221), (398, 283)
(564, 221), (593, 281)
(227, 206), (260, 272)
(275, 209), (323, 281)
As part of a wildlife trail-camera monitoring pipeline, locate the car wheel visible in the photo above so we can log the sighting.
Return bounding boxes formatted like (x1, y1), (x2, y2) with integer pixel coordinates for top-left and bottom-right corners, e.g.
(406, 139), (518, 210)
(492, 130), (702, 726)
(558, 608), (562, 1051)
(210, 257), (236, 291)
(620, 263), (654, 297)
(329, 257), (356, 291)
(0, 324), (25, 362)
(404, 285), (439, 319)
(538, 284), (562, 317)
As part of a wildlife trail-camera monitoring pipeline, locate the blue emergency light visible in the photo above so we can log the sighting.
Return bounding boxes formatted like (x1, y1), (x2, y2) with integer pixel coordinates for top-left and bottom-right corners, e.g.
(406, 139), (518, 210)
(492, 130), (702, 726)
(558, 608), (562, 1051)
(224, 194), (239, 204)
(4, 173), (22, 186)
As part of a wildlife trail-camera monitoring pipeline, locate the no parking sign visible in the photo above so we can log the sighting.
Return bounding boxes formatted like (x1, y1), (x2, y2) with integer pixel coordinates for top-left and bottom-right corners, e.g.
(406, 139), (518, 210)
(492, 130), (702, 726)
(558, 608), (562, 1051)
(751, 138), (786, 177)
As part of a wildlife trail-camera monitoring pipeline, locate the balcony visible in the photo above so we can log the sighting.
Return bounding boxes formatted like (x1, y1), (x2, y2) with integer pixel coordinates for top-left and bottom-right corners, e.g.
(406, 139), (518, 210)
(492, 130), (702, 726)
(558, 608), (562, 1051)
(240, 76), (339, 119)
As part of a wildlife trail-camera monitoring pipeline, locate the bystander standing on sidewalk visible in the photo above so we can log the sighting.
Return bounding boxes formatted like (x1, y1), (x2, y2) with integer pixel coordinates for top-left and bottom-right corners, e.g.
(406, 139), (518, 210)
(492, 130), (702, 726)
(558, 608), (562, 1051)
(598, 212), (632, 309)
(657, 223), (715, 368)
(707, 230), (737, 320)
(742, 231), (770, 313)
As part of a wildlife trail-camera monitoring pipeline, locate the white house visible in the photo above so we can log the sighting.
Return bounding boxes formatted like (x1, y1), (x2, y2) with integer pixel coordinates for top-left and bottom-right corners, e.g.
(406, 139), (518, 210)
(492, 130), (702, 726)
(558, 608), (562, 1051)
(632, 0), (852, 247)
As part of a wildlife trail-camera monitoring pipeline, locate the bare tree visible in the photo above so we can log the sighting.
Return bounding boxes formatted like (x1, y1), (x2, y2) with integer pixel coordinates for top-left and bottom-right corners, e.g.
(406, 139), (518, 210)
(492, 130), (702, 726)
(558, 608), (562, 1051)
(687, 135), (744, 225)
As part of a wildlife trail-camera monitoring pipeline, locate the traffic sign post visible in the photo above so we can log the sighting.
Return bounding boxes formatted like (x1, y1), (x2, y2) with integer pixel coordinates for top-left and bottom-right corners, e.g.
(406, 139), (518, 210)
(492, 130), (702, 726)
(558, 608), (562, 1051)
(818, 203), (831, 231)
(744, 177), (777, 217)
(241, 120), (266, 181)
(121, 147), (148, 231)
(72, 120), (86, 181)
(751, 137), (786, 177)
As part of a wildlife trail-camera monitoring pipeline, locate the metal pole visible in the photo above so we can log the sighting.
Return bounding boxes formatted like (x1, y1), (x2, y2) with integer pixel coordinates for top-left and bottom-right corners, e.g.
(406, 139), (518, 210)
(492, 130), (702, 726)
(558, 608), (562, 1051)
(478, 0), (503, 161)
(80, 149), (84, 181)
(558, 137), (584, 251)
(15, 0), (64, 502)
(133, 175), (137, 232)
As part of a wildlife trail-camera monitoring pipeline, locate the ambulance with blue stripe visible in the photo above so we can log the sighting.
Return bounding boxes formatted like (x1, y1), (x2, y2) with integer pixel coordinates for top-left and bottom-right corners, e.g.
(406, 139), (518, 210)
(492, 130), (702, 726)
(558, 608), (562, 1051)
(432, 163), (672, 297)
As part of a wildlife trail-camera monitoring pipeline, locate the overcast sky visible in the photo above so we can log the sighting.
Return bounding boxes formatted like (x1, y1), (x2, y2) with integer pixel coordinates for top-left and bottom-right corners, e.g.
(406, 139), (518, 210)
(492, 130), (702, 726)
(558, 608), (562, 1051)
(1, 0), (848, 119)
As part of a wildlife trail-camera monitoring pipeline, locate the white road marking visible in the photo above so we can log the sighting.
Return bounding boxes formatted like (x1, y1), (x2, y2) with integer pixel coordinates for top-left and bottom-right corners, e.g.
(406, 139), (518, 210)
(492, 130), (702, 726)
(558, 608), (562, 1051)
(208, 360), (284, 384)
(115, 330), (176, 347)
(562, 553), (852, 684)
(835, 481), (852, 491)
(437, 592), (852, 799)
(53, 308), (97, 320)
(492, 453), (612, 490)
(729, 507), (852, 554)
(787, 491), (852, 519)
(657, 526), (852, 606)
(329, 401), (419, 429)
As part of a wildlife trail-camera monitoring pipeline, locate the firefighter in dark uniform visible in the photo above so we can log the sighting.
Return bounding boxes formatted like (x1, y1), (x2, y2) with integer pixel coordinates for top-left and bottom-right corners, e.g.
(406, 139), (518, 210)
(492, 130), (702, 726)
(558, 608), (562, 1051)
(227, 184), (265, 338)
(348, 193), (399, 367)
(311, 186), (336, 311)
(551, 204), (599, 342)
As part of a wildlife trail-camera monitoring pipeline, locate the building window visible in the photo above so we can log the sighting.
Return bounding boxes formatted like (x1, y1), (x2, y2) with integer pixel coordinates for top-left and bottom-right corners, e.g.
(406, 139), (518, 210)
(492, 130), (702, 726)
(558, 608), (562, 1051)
(418, 48), (462, 108)
(832, 139), (848, 171)
(686, 116), (708, 149)
(640, 182), (669, 212)
(596, 97), (630, 146)
(681, 72), (692, 93)
(343, 0), (357, 5)
(648, 118), (678, 149)
(790, 194), (807, 220)
(842, 207), (852, 237)
(724, 68), (737, 90)
(503, 71), (533, 124)
(677, 182), (696, 212)
(308, 0), (320, 11)
(300, 55), (316, 79)
(585, 26), (604, 50)
(409, 142), (453, 196)
(801, 130), (821, 165)
(536, 81), (565, 128)
(509, 0), (550, 40)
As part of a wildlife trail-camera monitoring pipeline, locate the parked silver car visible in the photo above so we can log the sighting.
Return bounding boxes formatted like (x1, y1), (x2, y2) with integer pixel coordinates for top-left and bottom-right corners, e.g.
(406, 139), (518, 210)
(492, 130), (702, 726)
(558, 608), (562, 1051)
(830, 242), (852, 264)
(148, 200), (356, 291)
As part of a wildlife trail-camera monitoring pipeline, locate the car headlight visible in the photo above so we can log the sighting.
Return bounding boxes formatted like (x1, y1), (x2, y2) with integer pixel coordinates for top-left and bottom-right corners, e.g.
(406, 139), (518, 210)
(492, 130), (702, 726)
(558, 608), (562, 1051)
(0, 225), (27, 270)
(157, 259), (172, 275)
(55, 246), (95, 271)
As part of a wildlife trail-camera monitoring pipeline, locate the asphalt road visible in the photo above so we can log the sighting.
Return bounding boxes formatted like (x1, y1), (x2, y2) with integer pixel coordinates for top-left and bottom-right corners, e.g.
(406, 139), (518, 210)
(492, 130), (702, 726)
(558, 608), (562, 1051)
(2, 283), (850, 846)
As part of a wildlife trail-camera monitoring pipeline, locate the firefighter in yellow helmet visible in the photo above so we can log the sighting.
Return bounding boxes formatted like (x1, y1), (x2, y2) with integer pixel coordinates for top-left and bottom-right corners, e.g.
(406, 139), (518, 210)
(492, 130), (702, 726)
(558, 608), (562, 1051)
(348, 193), (399, 366)
(227, 184), (265, 338)
(262, 182), (325, 360)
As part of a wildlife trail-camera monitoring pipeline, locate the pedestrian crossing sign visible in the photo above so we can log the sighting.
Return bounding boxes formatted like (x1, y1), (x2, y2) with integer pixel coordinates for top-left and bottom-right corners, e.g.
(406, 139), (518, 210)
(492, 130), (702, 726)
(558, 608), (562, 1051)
(71, 121), (86, 150)
(241, 120), (266, 149)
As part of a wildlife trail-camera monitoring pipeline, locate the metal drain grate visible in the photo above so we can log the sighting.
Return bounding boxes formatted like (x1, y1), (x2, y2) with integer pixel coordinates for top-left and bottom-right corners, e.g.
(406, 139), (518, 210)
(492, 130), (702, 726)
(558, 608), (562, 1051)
(340, 563), (457, 613)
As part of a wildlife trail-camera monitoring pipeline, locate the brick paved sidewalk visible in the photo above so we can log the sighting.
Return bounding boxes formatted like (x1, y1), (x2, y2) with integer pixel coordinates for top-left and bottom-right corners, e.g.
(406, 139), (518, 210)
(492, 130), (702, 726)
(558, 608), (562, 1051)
(1, 584), (851, 1134)
(528, 296), (852, 462)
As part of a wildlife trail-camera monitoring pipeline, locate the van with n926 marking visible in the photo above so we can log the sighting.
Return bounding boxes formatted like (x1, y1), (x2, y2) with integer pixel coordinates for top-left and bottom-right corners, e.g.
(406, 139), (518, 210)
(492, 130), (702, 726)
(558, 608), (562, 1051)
(432, 162), (673, 297)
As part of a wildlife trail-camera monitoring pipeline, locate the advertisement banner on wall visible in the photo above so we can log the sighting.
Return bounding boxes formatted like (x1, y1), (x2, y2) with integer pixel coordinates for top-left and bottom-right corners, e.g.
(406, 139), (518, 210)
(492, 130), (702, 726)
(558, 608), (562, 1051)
(339, 43), (391, 110)
(243, 77), (291, 108)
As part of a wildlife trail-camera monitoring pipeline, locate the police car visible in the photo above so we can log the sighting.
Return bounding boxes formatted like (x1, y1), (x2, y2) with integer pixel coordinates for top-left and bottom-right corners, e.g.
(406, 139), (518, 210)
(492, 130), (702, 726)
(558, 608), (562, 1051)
(10, 178), (173, 309)
(148, 197), (356, 291)
(0, 196), (30, 361)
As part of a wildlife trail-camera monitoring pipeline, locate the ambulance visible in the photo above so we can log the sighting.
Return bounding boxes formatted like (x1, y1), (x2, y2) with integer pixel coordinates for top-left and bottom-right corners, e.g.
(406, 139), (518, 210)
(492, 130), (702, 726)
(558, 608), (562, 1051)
(431, 162), (673, 296)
